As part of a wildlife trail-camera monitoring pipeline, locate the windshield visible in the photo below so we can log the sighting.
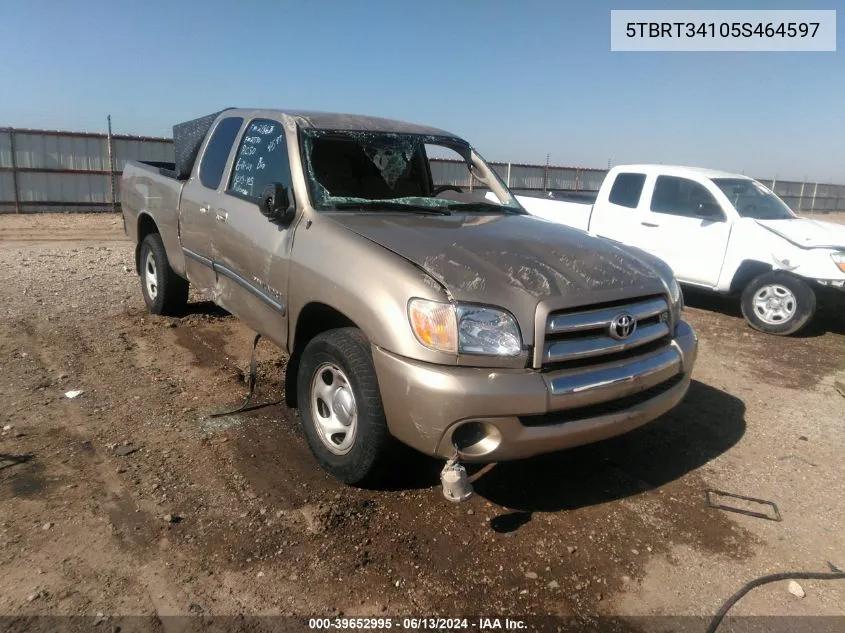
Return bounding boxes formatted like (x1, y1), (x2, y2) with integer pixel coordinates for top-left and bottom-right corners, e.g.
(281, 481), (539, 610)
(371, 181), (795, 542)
(300, 129), (523, 214)
(712, 178), (796, 220)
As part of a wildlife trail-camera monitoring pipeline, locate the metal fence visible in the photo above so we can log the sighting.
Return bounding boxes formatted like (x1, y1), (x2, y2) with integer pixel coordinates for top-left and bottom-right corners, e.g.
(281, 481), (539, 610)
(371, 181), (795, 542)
(1, 126), (843, 213)
(0, 127), (173, 213)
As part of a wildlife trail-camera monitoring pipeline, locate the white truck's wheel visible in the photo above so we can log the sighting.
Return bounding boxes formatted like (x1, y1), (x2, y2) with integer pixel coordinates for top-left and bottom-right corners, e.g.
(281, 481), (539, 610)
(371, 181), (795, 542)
(139, 234), (189, 316)
(740, 272), (816, 335)
(296, 327), (392, 485)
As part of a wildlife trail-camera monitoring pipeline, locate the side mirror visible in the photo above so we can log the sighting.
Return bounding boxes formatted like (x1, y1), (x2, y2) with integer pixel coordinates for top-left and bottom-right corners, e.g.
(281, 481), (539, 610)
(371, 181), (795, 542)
(260, 183), (295, 224)
(696, 201), (723, 220)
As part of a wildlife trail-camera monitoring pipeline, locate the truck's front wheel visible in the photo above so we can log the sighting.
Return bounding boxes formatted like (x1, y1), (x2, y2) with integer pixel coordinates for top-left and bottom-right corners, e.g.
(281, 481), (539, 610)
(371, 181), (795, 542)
(740, 272), (816, 335)
(296, 327), (392, 485)
(139, 233), (189, 316)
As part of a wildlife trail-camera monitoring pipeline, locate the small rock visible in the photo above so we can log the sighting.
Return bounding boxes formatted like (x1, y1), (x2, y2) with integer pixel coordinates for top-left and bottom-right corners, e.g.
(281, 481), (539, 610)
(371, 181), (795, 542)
(798, 435), (808, 442)
(547, 580), (559, 589)
(597, 592), (603, 601)
(519, 589), (528, 595)
(525, 571), (538, 580)
(567, 546), (577, 554)
(27, 593), (40, 602)
(622, 575), (631, 583)
(163, 514), (181, 524)
(257, 571), (265, 578)
(631, 549), (639, 555)
(394, 580), (401, 588)
(788, 580), (805, 598)
(467, 509), (474, 515)
(114, 445), (138, 457)
(2, 425), (12, 431)
(289, 573), (298, 581)
(116, 467), (127, 474)
(42, 522), (53, 530)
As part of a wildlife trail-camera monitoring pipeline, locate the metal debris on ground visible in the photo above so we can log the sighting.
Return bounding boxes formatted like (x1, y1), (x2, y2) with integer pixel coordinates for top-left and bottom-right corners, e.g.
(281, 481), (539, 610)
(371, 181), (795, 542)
(64, 390), (84, 399)
(705, 489), (782, 522)
(440, 452), (473, 503)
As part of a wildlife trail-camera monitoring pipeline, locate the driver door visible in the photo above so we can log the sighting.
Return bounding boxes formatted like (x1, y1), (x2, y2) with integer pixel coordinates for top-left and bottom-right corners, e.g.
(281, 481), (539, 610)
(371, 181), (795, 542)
(212, 118), (296, 349)
(637, 175), (731, 287)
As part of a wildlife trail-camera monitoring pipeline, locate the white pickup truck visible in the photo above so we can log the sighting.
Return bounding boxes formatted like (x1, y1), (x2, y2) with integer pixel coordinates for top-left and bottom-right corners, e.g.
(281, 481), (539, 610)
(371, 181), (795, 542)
(503, 165), (845, 335)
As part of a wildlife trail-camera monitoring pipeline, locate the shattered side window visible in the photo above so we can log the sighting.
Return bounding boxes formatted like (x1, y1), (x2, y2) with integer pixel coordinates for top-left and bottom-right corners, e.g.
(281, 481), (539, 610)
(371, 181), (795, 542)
(300, 129), (520, 212)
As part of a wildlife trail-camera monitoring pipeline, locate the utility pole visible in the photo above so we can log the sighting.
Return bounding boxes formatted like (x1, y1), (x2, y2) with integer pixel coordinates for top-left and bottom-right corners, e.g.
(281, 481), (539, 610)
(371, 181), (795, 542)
(106, 115), (117, 212)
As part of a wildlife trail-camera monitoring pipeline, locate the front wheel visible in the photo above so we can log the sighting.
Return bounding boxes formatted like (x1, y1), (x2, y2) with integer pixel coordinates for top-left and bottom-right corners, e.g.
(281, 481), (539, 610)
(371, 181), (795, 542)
(296, 327), (392, 485)
(740, 272), (816, 335)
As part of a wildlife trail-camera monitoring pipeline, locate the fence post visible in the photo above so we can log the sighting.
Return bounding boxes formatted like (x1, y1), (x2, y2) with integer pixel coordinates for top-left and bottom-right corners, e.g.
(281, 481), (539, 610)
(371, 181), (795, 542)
(543, 154), (549, 192)
(9, 128), (20, 214)
(506, 162), (511, 187)
(811, 182), (818, 211)
(575, 168), (581, 191)
(799, 180), (805, 211)
(107, 115), (116, 212)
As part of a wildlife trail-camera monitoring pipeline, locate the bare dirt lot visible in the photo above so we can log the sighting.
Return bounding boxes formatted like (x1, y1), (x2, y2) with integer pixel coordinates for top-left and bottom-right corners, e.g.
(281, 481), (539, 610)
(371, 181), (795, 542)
(1, 213), (844, 631)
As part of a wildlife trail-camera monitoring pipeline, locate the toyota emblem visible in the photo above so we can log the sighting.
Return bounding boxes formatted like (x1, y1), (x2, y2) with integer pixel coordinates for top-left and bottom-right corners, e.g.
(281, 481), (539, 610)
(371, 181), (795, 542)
(609, 312), (637, 340)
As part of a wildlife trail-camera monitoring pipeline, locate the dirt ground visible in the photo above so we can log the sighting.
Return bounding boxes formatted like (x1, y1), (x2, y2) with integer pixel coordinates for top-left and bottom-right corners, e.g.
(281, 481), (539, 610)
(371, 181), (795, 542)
(1, 213), (844, 631)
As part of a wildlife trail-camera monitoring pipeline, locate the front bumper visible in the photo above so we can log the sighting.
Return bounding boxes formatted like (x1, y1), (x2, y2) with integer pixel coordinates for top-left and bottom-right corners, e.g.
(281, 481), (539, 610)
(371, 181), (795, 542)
(372, 320), (698, 461)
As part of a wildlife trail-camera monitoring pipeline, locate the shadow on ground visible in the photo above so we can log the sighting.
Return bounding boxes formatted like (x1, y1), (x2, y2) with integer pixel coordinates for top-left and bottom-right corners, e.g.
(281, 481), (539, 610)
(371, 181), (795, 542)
(183, 300), (231, 318)
(471, 380), (746, 512)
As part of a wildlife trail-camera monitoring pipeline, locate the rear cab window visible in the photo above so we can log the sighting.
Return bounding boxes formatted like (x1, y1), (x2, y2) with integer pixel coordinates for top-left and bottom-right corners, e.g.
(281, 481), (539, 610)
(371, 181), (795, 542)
(226, 119), (294, 200)
(199, 117), (244, 190)
(608, 172), (646, 208)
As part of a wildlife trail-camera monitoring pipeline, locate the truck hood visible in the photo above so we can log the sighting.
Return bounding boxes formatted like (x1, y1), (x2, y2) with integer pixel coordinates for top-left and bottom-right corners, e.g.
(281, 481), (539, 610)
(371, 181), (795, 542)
(327, 212), (669, 336)
(756, 218), (845, 249)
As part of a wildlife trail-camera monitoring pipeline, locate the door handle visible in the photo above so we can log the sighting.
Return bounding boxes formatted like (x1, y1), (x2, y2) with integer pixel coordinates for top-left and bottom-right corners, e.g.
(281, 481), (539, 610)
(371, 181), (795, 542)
(641, 221), (659, 227)
(215, 211), (228, 223)
(199, 205), (209, 214)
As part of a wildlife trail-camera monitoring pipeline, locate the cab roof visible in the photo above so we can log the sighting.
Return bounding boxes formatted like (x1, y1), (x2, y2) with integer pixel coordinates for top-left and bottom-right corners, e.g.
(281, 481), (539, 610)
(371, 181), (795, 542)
(229, 108), (462, 139)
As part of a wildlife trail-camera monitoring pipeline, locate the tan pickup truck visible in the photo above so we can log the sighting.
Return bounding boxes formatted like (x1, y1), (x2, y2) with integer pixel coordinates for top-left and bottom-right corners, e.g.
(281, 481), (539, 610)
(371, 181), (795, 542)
(121, 108), (698, 485)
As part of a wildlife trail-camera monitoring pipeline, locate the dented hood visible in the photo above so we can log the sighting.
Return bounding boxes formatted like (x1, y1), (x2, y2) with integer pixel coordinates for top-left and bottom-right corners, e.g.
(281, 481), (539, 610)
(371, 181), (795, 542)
(327, 212), (669, 335)
(756, 218), (845, 249)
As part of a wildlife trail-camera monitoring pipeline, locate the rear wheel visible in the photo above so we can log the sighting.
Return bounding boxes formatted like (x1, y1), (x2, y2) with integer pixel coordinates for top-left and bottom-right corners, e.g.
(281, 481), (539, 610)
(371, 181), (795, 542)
(296, 327), (392, 485)
(740, 272), (816, 335)
(139, 233), (189, 316)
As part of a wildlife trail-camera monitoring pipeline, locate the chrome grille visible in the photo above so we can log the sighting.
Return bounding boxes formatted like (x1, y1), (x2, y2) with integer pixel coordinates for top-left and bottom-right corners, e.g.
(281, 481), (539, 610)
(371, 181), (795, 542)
(543, 296), (670, 366)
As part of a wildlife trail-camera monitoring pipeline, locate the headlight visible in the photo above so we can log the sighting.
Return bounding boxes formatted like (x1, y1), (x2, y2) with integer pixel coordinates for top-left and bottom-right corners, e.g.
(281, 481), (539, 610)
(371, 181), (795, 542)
(408, 299), (522, 356)
(832, 252), (845, 273)
(457, 305), (522, 356)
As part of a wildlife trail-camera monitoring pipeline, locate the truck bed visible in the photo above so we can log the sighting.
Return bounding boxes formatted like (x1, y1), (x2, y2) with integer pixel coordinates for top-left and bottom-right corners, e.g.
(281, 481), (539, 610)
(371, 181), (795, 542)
(120, 160), (187, 277)
(513, 195), (594, 232)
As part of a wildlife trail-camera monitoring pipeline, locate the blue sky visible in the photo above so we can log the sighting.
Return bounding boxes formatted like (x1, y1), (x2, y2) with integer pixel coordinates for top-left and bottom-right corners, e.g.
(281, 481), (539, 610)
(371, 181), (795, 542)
(0, 0), (842, 181)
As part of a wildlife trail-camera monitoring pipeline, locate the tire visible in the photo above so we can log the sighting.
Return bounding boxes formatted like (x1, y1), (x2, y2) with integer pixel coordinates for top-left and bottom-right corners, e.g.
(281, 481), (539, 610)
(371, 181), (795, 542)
(740, 271), (816, 335)
(296, 327), (392, 485)
(139, 233), (189, 316)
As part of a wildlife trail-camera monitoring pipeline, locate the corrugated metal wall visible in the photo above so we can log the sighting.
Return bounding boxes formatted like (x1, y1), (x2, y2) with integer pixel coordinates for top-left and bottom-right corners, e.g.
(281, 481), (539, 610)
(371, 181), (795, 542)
(1, 127), (842, 213)
(0, 128), (173, 213)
